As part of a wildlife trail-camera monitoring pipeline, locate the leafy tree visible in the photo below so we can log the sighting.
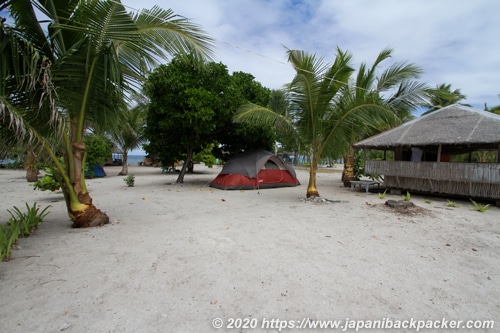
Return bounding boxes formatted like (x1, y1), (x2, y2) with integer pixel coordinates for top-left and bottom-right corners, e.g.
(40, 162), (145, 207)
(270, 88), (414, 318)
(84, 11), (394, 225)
(144, 55), (274, 183)
(0, 0), (214, 227)
(83, 133), (112, 178)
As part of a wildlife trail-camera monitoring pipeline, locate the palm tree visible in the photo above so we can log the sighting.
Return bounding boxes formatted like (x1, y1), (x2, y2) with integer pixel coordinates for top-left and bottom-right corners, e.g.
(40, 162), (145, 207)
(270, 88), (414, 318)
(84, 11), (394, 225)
(110, 98), (147, 176)
(422, 83), (467, 115)
(236, 48), (400, 197)
(0, 0), (214, 227)
(339, 48), (428, 186)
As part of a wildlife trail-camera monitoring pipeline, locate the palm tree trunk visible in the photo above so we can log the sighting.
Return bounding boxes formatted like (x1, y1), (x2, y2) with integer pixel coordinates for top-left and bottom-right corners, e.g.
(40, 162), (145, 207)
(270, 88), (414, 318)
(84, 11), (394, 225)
(25, 149), (38, 182)
(306, 155), (320, 197)
(118, 151), (129, 175)
(342, 146), (355, 187)
(64, 142), (110, 228)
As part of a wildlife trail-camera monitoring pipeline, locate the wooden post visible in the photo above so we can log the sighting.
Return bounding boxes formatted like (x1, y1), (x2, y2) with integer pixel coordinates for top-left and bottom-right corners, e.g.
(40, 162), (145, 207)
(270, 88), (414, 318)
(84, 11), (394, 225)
(437, 144), (442, 163)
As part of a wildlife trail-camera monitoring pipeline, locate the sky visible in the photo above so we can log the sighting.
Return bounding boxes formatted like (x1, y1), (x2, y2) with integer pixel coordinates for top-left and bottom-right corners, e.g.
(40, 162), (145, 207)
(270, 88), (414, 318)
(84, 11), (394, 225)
(120, 0), (500, 112)
(2, 1), (499, 156)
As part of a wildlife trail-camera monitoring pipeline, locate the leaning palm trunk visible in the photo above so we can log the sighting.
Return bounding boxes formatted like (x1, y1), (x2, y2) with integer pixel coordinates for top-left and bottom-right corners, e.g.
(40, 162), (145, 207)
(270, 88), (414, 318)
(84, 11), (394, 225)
(57, 141), (109, 228)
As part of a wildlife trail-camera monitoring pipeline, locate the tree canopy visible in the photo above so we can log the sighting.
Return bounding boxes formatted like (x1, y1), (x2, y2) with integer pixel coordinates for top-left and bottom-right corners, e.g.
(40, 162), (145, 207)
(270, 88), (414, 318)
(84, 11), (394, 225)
(144, 54), (275, 183)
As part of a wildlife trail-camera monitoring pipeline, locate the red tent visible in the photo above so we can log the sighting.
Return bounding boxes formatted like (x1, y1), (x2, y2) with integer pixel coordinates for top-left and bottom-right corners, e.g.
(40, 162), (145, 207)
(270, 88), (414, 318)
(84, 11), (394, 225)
(209, 150), (300, 190)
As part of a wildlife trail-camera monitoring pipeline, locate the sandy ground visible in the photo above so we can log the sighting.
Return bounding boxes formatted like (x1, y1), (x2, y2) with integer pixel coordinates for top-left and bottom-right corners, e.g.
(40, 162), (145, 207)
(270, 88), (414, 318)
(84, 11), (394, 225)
(0, 164), (498, 333)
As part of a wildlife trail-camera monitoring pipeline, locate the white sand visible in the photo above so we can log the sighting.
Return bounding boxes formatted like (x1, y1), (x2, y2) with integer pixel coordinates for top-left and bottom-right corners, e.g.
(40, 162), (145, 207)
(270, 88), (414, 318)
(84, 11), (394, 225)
(0, 165), (498, 332)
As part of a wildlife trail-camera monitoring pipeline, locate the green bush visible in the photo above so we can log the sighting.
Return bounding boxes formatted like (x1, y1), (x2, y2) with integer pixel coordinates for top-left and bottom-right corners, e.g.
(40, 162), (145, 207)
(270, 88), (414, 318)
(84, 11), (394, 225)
(31, 167), (60, 191)
(124, 174), (135, 187)
(84, 134), (112, 178)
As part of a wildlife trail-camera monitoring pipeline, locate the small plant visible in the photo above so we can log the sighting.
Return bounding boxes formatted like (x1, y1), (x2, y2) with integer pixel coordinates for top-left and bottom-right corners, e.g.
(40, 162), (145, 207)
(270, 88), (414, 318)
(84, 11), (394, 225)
(31, 167), (60, 191)
(0, 221), (21, 262)
(424, 199), (432, 204)
(447, 200), (458, 207)
(470, 199), (490, 213)
(124, 174), (135, 187)
(1, 203), (50, 261)
(378, 189), (387, 199)
(7, 203), (50, 237)
(402, 191), (411, 201)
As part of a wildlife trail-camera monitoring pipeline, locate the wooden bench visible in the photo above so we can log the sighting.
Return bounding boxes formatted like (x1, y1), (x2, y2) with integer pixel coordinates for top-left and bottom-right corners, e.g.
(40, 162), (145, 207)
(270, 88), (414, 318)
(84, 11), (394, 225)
(350, 180), (381, 193)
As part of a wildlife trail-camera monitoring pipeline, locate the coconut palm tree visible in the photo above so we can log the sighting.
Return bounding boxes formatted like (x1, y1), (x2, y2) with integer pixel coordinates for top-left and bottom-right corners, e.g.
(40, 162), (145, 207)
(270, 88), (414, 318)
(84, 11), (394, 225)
(0, 0), (214, 227)
(236, 48), (401, 197)
(339, 48), (428, 186)
(110, 98), (147, 176)
(422, 83), (467, 115)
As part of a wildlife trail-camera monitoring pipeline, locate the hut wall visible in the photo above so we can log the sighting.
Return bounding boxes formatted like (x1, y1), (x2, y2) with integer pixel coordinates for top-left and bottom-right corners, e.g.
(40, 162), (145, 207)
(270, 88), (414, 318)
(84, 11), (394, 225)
(365, 161), (500, 199)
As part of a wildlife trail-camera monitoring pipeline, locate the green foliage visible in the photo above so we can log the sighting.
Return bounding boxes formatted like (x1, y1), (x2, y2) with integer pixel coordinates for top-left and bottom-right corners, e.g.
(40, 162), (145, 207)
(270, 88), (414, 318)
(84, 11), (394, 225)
(402, 192), (411, 201)
(144, 54), (275, 175)
(1, 203), (50, 261)
(422, 83), (467, 115)
(193, 144), (217, 167)
(0, 223), (20, 262)
(124, 174), (135, 187)
(447, 200), (458, 207)
(84, 134), (113, 177)
(450, 151), (497, 163)
(7, 203), (51, 237)
(31, 167), (60, 191)
(378, 189), (387, 199)
(424, 199), (432, 204)
(470, 199), (490, 213)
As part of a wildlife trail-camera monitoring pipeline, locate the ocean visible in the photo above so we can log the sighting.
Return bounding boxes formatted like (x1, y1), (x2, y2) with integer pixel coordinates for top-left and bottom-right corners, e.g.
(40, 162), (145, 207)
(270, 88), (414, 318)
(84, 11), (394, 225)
(126, 154), (146, 165)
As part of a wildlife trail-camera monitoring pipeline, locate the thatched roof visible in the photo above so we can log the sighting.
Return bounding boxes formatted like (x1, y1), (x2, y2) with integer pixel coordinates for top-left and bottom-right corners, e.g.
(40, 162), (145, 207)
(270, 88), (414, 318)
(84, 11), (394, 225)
(354, 104), (500, 149)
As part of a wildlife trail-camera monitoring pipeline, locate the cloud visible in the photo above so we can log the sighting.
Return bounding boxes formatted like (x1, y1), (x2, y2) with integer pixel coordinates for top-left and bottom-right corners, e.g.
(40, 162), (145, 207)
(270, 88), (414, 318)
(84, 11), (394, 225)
(124, 1), (500, 109)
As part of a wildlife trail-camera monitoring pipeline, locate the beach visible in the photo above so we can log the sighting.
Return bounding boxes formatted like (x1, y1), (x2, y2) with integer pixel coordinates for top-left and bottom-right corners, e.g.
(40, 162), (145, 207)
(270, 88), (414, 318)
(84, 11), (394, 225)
(0, 164), (498, 332)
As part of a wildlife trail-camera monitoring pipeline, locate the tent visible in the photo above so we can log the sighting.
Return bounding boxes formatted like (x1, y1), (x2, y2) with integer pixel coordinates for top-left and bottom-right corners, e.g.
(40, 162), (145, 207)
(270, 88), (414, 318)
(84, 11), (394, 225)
(209, 150), (300, 190)
(85, 163), (106, 178)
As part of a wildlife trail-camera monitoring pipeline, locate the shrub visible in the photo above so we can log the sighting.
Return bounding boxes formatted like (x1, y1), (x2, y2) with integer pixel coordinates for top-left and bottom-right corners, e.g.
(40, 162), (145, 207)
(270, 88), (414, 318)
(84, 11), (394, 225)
(31, 167), (60, 191)
(124, 174), (135, 187)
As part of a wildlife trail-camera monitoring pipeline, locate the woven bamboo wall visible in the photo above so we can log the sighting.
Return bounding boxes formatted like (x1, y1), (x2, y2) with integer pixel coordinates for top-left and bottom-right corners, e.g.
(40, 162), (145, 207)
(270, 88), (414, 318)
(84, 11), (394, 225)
(365, 160), (500, 199)
(366, 161), (500, 184)
(384, 176), (500, 200)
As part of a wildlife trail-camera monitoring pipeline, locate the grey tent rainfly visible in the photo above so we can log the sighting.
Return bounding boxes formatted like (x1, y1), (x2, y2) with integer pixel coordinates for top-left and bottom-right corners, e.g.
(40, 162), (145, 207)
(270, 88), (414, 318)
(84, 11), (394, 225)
(210, 150), (300, 190)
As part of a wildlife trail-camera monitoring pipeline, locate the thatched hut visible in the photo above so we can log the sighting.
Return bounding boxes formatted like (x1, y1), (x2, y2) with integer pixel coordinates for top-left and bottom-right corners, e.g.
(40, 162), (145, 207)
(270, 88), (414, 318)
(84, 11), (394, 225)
(354, 104), (500, 203)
